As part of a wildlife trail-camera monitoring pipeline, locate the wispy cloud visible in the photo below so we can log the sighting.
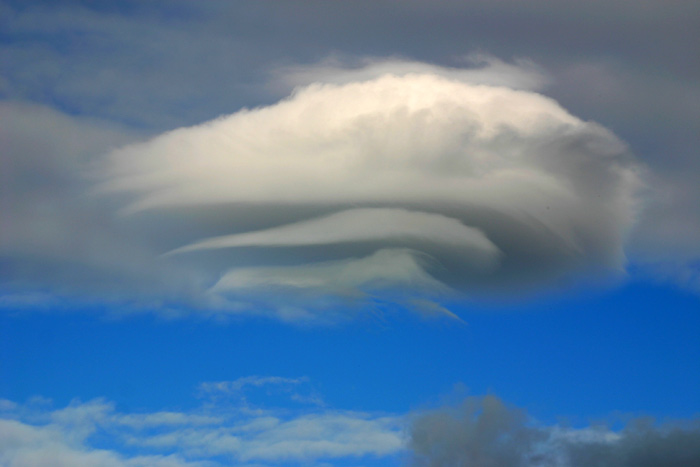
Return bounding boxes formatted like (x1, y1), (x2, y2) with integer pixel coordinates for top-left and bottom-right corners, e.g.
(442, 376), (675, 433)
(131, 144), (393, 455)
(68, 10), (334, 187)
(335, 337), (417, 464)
(198, 376), (325, 408)
(0, 381), (404, 466)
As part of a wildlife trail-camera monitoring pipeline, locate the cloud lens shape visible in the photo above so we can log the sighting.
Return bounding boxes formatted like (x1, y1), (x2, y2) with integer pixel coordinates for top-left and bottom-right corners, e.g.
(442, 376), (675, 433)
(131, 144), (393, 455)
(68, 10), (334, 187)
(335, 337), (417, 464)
(99, 67), (641, 320)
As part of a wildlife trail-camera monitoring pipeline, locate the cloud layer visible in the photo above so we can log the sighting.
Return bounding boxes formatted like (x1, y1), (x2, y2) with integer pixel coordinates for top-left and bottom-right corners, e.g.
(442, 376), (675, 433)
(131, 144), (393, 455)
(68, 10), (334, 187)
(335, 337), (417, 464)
(4, 389), (698, 467)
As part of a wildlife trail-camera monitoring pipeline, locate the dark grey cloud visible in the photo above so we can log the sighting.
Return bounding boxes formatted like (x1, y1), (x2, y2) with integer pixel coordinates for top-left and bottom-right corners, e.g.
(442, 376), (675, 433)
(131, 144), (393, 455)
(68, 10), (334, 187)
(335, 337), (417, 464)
(407, 395), (700, 467)
(564, 419), (700, 467)
(409, 395), (546, 467)
(0, 101), (200, 310)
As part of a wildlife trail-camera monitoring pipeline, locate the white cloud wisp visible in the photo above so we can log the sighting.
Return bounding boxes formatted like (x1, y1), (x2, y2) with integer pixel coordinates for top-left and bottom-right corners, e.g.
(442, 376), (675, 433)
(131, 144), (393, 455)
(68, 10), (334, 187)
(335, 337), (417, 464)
(0, 379), (404, 467)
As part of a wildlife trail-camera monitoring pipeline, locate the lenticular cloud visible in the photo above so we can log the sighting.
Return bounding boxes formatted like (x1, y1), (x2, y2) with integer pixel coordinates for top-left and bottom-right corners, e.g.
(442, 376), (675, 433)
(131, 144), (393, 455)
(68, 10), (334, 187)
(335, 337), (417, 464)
(100, 66), (641, 320)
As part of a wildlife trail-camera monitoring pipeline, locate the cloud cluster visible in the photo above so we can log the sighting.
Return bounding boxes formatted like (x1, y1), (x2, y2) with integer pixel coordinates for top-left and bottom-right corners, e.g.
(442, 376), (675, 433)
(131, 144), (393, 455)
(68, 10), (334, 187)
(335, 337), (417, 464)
(0, 380), (403, 467)
(0, 400), (207, 467)
(96, 66), (640, 319)
(408, 395), (700, 467)
(5, 388), (699, 467)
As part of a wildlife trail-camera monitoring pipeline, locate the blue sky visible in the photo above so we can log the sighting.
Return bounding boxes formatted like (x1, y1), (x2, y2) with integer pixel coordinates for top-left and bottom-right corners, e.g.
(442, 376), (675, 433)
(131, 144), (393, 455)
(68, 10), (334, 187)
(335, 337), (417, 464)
(2, 1), (700, 466)
(3, 282), (700, 420)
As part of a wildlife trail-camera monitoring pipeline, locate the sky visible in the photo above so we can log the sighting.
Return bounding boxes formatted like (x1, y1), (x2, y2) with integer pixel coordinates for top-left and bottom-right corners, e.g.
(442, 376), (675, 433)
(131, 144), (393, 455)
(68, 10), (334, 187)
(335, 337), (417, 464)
(1, 1), (699, 466)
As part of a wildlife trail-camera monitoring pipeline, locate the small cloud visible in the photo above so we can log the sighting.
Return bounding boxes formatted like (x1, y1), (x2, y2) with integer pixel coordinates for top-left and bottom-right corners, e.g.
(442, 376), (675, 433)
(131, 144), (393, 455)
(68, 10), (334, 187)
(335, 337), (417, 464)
(198, 376), (310, 396)
(406, 298), (465, 323)
(198, 376), (324, 408)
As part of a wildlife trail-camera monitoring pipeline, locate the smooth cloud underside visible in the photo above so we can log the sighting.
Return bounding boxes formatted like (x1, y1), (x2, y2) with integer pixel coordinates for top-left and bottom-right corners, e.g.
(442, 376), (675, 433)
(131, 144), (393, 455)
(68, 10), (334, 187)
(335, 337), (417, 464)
(97, 68), (641, 320)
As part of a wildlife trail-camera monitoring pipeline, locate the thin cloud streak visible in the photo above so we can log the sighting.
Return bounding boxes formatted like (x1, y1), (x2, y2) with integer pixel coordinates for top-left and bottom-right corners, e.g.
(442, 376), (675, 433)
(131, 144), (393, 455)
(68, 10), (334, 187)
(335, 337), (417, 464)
(167, 208), (499, 260)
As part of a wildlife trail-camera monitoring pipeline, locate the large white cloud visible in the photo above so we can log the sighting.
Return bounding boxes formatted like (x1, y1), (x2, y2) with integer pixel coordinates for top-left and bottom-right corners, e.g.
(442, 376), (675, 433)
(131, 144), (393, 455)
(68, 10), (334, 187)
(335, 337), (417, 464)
(96, 66), (641, 320)
(101, 72), (592, 209)
(0, 59), (643, 322)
